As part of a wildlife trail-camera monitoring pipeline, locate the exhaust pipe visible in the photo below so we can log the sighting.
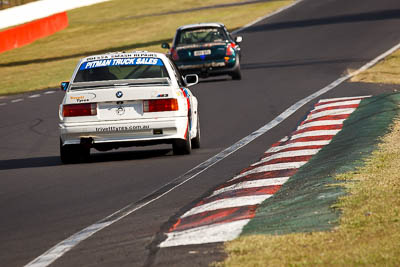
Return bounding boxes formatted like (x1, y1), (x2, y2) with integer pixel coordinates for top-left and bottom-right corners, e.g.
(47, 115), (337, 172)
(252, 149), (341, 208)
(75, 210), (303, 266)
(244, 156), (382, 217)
(80, 137), (93, 148)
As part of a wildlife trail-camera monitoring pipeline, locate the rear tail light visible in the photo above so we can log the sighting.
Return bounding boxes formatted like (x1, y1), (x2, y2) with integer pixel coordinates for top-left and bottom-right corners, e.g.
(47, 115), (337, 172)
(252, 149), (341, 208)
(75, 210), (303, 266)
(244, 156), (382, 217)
(226, 43), (235, 56)
(63, 103), (97, 117)
(143, 99), (179, 112)
(171, 48), (179, 61)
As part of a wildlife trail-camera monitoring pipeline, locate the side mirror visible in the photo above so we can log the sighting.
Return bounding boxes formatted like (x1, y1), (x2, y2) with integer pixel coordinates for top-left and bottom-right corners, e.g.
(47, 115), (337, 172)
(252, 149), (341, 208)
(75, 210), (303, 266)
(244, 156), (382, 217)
(61, 81), (69, 91)
(161, 42), (170, 49)
(184, 74), (198, 87)
(235, 36), (242, 43)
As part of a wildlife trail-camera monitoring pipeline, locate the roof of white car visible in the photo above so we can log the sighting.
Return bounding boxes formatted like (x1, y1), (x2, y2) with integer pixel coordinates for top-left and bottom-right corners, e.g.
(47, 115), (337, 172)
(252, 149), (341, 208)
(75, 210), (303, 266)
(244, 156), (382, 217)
(82, 51), (166, 62)
(177, 22), (224, 31)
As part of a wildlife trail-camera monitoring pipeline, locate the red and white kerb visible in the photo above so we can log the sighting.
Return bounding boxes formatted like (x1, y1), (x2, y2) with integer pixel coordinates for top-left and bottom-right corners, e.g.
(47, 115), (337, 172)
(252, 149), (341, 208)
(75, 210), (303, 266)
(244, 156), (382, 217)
(160, 96), (369, 247)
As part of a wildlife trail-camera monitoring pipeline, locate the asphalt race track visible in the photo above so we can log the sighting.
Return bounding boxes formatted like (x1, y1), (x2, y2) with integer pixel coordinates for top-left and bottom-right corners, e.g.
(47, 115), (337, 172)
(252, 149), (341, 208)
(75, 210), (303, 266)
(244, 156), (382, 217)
(1, 0), (400, 266)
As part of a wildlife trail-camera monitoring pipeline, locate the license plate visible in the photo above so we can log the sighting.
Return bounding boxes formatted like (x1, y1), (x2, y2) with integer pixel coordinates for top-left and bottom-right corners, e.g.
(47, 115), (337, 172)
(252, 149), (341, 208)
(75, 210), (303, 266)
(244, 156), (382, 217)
(194, 49), (211, 56)
(98, 101), (142, 120)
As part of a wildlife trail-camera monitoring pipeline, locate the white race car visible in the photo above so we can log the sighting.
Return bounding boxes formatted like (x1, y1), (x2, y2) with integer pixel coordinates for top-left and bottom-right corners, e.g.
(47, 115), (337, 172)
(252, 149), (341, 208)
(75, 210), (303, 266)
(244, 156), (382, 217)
(59, 51), (200, 163)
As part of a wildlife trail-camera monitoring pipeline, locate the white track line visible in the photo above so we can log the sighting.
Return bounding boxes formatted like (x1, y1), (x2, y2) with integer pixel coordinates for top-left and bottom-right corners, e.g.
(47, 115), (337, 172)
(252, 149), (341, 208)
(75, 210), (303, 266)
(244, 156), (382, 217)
(181, 195), (272, 219)
(209, 177), (290, 198)
(43, 91), (56, 95)
(253, 149), (321, 166)
(0, 91), (57, 109)
(25, 6), (400, 267)
(26, 221), (113, 267)
(160, 219), (251, 247)
(28, 94), (41, 98)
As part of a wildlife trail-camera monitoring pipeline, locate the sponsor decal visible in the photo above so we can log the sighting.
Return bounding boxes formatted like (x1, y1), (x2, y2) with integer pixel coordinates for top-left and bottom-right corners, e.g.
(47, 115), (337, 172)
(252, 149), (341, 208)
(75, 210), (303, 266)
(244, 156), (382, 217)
(86, 53), (158, 61)
(80, 57), (163, 70)
(157, 94), (168, 98)
(95, 125), (150, 132)
(69, 93), (96, 103)
(180, 87), (192, 130)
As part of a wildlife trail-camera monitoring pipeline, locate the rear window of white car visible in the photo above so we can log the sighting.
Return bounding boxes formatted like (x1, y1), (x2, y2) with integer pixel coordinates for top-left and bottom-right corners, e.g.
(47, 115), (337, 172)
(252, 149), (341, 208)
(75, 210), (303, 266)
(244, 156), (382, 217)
(73, 57), (170, 82)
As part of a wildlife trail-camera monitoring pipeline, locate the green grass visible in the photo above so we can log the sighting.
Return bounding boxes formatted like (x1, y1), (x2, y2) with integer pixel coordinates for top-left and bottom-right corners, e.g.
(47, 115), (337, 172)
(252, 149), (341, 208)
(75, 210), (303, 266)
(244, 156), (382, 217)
(351, 49), (400, 85)
(0, 0), (293, 95)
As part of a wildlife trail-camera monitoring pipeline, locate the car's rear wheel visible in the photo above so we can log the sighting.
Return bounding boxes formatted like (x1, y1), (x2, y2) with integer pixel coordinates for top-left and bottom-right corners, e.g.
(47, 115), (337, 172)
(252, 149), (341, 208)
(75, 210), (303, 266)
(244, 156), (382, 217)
(231, 58), (242, 80)
(191, 115), (201, 149)
(231, 68), (242, 80)
(60, 139), (90, 163)
(173, 127), (192, 155)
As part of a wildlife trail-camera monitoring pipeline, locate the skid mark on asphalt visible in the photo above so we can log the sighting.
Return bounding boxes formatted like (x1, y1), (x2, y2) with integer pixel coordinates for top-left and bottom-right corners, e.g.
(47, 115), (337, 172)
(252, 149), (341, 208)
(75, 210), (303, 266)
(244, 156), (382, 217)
(159, 96), (369, 247)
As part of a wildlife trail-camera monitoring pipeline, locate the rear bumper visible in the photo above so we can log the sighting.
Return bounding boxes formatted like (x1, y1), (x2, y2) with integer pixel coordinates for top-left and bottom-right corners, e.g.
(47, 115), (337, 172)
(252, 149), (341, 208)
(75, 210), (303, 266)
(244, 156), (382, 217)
(176, 57), (239, 77)
(59, 117), (188, 146)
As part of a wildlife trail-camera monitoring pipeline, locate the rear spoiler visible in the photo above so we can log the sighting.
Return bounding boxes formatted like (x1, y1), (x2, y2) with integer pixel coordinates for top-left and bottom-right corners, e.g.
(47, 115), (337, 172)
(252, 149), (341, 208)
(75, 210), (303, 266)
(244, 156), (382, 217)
(70, 78), (171, 90)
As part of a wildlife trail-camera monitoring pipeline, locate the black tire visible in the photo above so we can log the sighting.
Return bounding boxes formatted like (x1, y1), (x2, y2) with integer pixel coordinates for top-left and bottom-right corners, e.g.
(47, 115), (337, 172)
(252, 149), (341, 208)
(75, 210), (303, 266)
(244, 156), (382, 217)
(231, 67), (242, 80)
(230, 57), (242, 80)
(173, 127), (192, 155)
(60, 139), (90, 164)
(191, 115), (201, 149)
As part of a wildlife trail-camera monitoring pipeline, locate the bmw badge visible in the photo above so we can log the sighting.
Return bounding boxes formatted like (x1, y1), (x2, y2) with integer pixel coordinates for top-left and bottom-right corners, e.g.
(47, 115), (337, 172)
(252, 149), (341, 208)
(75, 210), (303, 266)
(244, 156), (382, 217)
(116, 91), (123, 98)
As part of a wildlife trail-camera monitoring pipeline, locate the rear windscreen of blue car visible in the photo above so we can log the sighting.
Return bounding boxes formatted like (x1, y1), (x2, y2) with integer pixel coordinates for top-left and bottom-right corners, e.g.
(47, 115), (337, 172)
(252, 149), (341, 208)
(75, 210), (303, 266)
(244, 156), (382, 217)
(74, 57), (169, 82)
(176, 27), (228, 46)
